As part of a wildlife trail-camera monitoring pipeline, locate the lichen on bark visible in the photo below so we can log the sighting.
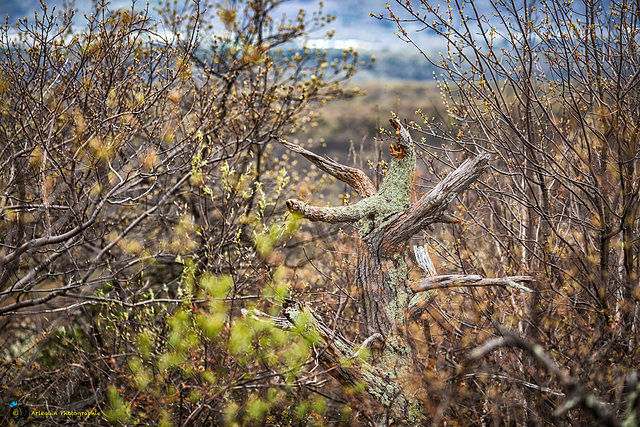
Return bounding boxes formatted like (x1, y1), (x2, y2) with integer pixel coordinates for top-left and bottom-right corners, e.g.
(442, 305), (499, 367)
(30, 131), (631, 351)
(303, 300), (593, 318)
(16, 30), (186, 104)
(275, 117), (491, 425)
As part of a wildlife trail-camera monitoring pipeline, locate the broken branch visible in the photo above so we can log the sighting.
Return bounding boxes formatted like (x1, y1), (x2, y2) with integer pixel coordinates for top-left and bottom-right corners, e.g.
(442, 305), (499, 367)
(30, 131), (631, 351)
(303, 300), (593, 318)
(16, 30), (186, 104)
(381, 152), (491, 255)
(410, 275), (534, 293)
(285, 197), (376, 223)
(273, 136), (376, 198)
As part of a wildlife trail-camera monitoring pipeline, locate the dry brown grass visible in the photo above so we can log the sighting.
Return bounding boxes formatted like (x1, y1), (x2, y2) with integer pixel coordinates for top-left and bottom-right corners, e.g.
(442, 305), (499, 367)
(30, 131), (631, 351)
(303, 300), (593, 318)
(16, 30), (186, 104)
(298, 79), (441, 161)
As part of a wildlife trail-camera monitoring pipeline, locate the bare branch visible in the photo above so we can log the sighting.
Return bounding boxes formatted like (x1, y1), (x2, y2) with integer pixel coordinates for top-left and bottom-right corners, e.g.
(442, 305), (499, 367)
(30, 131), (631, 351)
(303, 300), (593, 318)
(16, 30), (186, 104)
(463, 373), (565, 396)
(274, 136), (376, 198)
(241, 308), (295, 330)
(466, 330), (619, 426)
(381, 152), (491, 255)
(413, 245), (437, 276)
(410, 274), (534, 293)
(351, 333), (384, 359)
(285, 195), (377, 223)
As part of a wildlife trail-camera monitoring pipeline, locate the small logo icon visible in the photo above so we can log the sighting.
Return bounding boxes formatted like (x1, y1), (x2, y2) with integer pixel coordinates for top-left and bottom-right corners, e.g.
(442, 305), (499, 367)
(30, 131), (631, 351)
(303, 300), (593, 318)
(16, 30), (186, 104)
(10, 401), (28, 420)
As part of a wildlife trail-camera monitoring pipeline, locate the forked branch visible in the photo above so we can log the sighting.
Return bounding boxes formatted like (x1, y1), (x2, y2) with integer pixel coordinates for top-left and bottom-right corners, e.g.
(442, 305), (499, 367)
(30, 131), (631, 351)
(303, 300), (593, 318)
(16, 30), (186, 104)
(380, 152), (491, 254)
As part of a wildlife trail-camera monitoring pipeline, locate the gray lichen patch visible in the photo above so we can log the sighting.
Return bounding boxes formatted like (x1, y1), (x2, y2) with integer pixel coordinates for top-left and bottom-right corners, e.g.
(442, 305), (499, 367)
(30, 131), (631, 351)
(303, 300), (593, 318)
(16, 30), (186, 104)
(280, 118), (441, 425)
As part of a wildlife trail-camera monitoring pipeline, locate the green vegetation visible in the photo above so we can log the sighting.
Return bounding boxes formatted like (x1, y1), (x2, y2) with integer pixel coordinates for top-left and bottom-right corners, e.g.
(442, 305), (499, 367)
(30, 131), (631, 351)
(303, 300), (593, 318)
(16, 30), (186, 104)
(0, 0), (362, 424)
(2, 0), (640, 425)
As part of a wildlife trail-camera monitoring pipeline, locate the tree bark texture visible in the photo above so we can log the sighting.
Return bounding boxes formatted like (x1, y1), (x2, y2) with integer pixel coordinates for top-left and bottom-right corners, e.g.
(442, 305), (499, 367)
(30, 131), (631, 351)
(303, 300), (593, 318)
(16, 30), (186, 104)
(276, 118), (529, 424)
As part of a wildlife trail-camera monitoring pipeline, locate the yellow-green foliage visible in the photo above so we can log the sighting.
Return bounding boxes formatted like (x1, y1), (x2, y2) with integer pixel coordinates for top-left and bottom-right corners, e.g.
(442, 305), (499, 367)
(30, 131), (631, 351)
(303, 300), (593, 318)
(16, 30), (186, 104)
(0, 0), (361, 424)
(105, 386), (132, 424)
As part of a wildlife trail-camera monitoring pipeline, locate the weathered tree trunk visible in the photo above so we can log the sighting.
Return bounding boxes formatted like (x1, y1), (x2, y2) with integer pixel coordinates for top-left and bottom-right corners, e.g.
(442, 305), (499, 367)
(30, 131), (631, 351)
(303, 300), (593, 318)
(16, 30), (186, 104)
(269, 118), (533, 425)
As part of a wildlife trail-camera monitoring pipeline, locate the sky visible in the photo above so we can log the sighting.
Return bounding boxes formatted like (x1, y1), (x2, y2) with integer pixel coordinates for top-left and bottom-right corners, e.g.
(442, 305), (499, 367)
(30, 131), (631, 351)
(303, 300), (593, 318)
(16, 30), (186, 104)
(0, 0), (430, 51)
